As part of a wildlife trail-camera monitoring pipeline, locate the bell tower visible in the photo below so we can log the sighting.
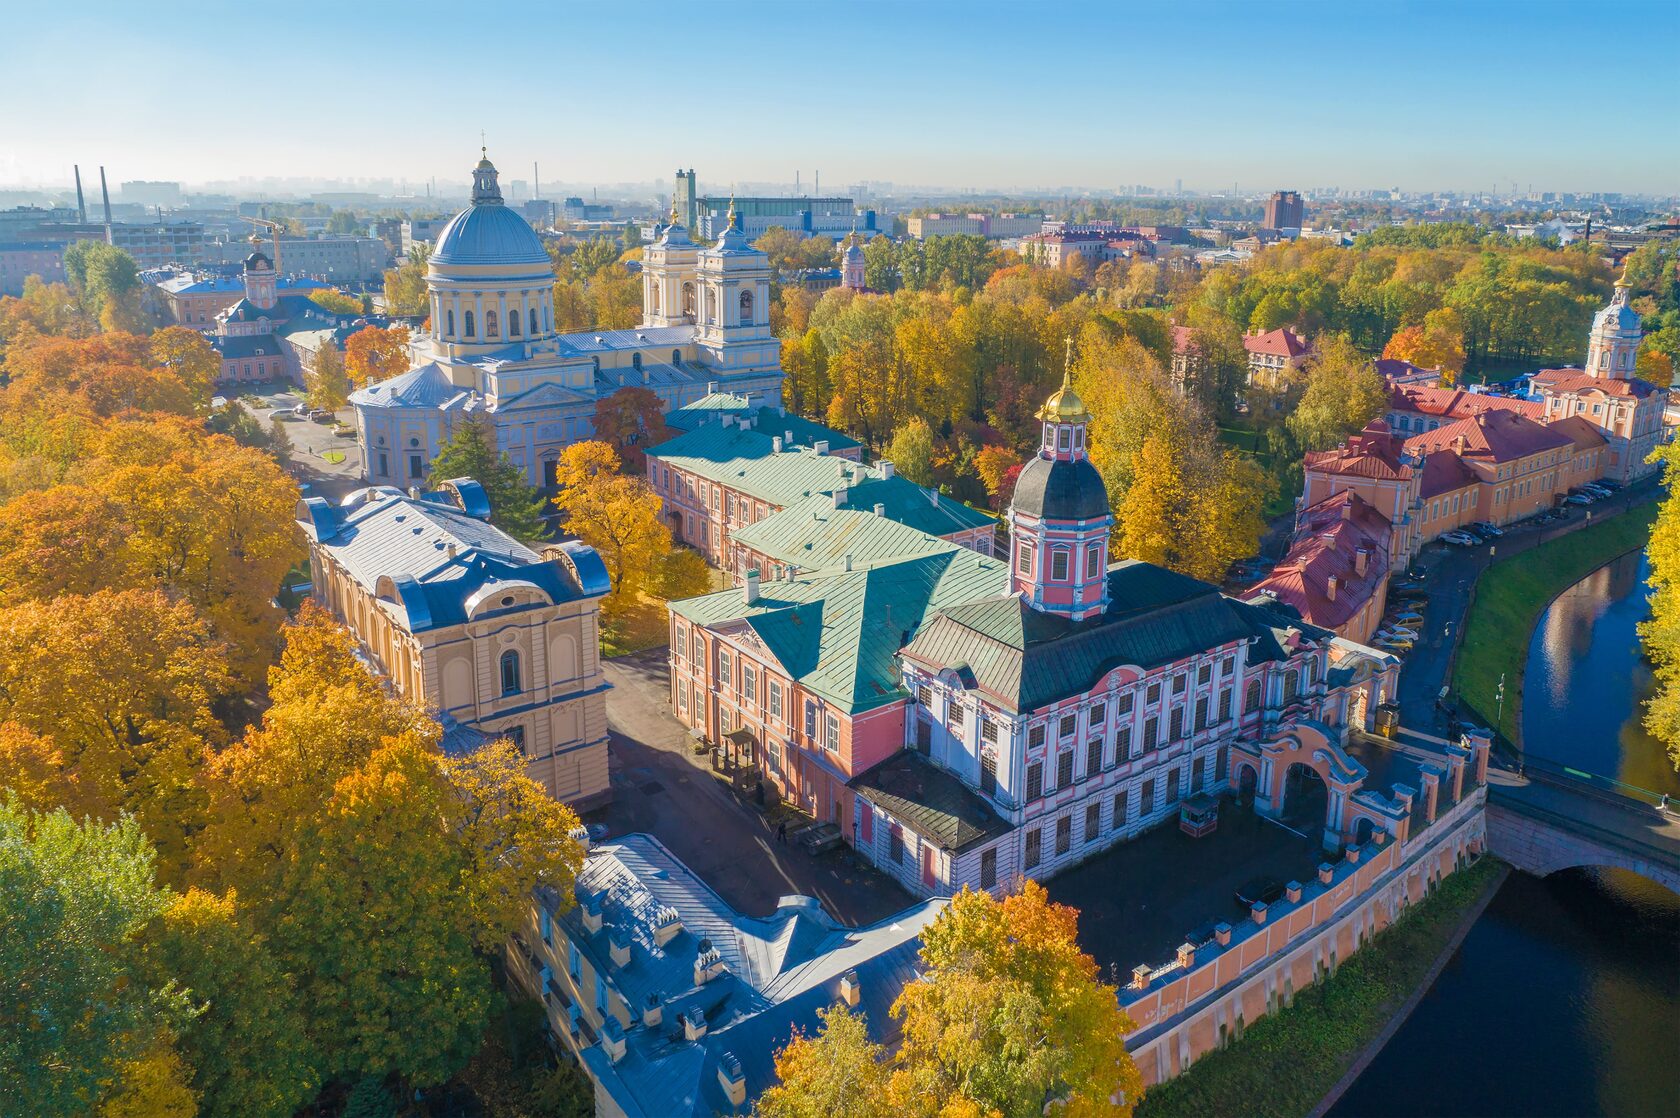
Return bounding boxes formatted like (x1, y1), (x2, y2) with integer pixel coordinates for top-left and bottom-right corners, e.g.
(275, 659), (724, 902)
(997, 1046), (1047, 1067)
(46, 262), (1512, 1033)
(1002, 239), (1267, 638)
(642, 199), (699, 328)
(1585, 262), (1641, 380)
(242, 248), (277, 310)
(1007, 339), (1112, 620)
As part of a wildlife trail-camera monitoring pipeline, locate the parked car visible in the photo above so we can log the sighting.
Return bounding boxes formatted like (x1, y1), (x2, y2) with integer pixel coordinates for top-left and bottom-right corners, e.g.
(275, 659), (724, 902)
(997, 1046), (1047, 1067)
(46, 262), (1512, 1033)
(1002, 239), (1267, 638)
(1583, 483), (1613, 499)
(1234, 879), (1288, 910)
(1388, 610), (1423, 624)
(1471, 521), (1504, 538)
(1565, 493), (1594, 506)
(1596, 478), (1622, 491)
(1440, 530), (1479, 546)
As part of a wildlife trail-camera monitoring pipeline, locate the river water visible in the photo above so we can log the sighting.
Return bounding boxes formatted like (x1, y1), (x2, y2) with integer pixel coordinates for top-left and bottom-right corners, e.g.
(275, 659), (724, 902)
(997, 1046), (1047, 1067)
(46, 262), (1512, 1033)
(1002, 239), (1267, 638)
(1329, 550), (1680, 1117)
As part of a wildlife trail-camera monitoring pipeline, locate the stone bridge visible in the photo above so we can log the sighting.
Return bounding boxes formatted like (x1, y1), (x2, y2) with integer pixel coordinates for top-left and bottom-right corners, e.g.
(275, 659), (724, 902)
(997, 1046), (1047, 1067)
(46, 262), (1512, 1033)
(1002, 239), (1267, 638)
(1485, 767), (1680, 895)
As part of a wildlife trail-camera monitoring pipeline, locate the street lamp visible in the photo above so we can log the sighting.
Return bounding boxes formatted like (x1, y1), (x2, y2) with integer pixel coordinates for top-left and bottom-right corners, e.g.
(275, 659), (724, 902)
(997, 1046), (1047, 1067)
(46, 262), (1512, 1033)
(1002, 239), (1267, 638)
(1495, 672), (1506, 736)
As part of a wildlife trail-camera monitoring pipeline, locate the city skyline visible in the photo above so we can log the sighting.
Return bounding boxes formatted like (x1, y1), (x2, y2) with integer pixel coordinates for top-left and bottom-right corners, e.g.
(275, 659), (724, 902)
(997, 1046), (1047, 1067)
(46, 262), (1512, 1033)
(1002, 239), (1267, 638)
(4, 0), (1678, 197)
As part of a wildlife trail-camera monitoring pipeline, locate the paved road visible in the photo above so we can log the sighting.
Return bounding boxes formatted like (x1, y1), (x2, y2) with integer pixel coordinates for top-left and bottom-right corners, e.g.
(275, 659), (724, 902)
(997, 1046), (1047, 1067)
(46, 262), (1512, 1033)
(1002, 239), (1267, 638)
(242, 386), (365, 501)
(1393, 478), (1660, 741)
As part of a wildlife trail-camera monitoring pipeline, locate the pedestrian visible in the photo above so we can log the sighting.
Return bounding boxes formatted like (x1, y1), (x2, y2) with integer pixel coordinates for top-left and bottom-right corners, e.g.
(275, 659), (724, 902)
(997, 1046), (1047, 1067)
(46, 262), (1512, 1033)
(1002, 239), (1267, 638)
(777, 820), (788, 845)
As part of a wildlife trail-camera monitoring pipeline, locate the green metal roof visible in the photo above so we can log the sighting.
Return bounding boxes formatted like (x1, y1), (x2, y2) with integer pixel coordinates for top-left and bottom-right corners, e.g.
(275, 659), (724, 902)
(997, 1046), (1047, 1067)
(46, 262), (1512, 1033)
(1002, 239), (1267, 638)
(729, 495), (983, 572)
(647, 426), (992, 537)
(900, 560), (1334, 714)
(670, 549), (1009, 714)
(664, 397), (862, 452)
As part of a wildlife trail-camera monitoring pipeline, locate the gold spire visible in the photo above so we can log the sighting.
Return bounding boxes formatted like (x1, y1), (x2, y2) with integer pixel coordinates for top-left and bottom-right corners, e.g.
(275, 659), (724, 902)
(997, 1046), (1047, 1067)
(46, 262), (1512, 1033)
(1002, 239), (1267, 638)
(1037, 335), (1089, 423)
(726, 192), (737, 229)
(1615, 258), (1632, 288)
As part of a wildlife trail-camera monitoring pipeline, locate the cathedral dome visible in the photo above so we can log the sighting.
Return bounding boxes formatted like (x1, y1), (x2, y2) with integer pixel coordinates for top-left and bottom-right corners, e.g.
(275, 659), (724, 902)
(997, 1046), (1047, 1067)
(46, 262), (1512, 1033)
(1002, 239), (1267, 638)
(431, 155), (550, 267)
(1011, 455), (1109, 521)
(244, 250), (272, 272)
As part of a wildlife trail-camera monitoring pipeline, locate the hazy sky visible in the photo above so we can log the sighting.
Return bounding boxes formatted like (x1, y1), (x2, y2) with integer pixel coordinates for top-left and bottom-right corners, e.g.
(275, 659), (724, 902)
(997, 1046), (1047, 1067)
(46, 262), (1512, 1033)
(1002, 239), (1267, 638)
(5, 0), (1678, 196)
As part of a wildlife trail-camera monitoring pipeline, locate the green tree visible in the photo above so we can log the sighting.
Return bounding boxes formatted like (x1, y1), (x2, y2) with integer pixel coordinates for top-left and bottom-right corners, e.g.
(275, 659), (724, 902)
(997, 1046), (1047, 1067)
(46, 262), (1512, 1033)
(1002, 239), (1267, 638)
(382, 244), (431, 317)
(307, 345), (352, 411)
(1287, 334), (1388, 452)
(63, 240), (145, 332)
(889, 416), (937, 487)
(138, 889), (320, 1118)
(429, 417), (548, 540)
(0, 802), (190, 1118)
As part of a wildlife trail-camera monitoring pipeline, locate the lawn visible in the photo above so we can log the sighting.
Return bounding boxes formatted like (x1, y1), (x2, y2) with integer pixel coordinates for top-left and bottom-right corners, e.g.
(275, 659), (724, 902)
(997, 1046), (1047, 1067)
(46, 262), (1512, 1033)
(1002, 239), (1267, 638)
(1135, 857), (1506, 1118)
(320, 450), (346, 464)
(1452, 501), (1657, 747)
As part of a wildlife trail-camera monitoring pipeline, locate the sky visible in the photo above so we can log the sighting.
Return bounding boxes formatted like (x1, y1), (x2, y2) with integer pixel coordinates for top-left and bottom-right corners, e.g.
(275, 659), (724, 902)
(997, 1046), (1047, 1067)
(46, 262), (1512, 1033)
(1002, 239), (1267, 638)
(4, 0), (1678, 197)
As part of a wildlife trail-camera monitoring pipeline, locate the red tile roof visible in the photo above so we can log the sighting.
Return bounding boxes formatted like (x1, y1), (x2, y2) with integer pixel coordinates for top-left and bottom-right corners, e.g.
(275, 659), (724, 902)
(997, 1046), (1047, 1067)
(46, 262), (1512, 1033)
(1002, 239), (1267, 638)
(1303, 420), (1410, 481)
(1403, 409), (1571, 464)
(1244, 327), (1311, 358)
(1171, 325), (1197, 355)
(1388, 383), (1546, 421)
(1254, 491), (1391, 631)
(1416, 449), (1479, 499)
(1530, 369), (1659, 399)
(1547, 414), (1610, 450)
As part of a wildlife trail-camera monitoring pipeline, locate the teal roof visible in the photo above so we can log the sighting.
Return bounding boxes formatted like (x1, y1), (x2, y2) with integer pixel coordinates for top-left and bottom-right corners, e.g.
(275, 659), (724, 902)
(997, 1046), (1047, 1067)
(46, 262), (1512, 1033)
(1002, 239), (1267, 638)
(670, 549), (1008, 714)
(664, 396), (862, 452)
(901, 560), (1333, 714)
(647, 424), (990, 535)
(730, 497), (974, 572)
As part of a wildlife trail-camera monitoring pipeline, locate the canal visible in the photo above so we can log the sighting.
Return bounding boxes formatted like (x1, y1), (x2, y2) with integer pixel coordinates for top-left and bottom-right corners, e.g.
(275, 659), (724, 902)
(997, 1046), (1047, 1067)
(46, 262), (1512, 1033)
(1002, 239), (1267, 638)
(1330, 550), (1680, 1117)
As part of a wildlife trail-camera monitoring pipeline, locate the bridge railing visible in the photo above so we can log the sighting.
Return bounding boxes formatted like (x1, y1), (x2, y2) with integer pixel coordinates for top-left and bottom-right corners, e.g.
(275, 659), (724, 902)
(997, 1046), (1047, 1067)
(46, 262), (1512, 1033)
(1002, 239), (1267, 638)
(1513, 753), (1676, 814)
(1490, 791), (1680, 866)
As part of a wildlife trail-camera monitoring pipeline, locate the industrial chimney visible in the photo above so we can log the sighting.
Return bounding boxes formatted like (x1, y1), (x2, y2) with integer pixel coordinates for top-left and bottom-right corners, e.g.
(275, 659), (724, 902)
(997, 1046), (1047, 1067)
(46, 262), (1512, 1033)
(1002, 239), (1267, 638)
(98, 166), (113, 238)
(73, 165), (86, 224)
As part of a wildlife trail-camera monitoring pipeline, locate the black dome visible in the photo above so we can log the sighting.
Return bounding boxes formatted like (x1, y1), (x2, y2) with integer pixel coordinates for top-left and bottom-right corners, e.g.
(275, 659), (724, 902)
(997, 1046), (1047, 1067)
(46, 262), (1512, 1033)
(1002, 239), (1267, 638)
(244, 250), (272, 271)
(1011, 455), (1109, 521)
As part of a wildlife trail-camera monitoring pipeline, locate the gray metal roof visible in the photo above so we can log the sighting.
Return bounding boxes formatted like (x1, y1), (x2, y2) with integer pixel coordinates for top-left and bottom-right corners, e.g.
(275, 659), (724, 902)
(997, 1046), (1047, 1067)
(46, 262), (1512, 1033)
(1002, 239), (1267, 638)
(559, 834), (942, 1118)
(349, 362), (463, 409)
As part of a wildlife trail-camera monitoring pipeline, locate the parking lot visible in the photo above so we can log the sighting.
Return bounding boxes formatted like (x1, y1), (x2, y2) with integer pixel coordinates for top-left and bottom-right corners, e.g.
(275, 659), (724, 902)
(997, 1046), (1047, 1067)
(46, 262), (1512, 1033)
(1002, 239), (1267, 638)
(238, 386), (364, 500)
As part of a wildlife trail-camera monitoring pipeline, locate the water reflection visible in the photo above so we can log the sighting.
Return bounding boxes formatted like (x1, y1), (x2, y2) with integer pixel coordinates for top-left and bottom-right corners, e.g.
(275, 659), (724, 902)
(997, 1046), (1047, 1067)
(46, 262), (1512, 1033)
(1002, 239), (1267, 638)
(1524, 551), (1680, 798)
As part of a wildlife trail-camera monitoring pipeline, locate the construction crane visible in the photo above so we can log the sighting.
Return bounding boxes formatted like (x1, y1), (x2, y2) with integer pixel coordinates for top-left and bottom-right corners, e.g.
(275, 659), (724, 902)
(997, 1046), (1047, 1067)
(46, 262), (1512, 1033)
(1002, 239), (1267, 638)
(241, 216), (284, 274)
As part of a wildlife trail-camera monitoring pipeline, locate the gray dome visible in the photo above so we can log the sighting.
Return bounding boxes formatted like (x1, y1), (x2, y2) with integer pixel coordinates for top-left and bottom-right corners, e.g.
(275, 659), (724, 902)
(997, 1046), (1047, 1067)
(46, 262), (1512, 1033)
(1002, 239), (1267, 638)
(244, 250), (272, 271)
(432, 202), (550, 266)
(1012, 455), (1109, 521)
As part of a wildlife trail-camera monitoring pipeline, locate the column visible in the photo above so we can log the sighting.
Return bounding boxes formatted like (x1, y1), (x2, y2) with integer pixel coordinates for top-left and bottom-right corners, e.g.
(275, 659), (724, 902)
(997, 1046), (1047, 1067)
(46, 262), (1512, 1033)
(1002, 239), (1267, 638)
(1420, 768), (1440, 825)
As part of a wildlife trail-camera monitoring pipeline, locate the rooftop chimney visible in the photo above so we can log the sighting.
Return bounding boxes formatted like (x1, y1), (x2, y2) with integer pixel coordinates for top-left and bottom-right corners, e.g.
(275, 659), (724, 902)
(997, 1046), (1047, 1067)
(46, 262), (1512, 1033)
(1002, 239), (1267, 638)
(681, 1006), (708, 1042)
(784, 429), (793, 446)
(843, 554), (853, 572)
(694, 942), (726, 986)
(1326, 575), (1338, 601)
(874, 503), (885, 517)
(1355, 547), (1369, 576)
(839, 970), (861, 1007)
(642, 994), (663, 1028)
(833, 485), (848, 508)
(600, 1017), (627, 1064)
(718, 1052), (746, 1106)
(813, 440), (830, 455)
(707, 380), (718, 394)
(772, 436), (783, 453)
(744, 568), (761, 604)
(879, 461), (895, 479)
(652, 904), (683, 947)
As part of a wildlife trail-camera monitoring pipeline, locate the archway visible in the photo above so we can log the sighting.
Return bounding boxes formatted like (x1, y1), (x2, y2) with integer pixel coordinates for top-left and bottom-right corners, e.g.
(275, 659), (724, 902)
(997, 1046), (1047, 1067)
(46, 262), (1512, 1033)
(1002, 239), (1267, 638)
(1353, 816), (1376, 846)
(1281, 762), (1329, 832)
(1237, 763), (1259, 804)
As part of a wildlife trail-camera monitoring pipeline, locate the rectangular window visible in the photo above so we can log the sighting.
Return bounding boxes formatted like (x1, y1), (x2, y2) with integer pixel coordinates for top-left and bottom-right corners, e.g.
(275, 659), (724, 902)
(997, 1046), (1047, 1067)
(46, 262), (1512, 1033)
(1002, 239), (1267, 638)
(1192, 755), (1206, 791)
(889, 825), (904, 864)
(916, 683), (933, 707)
(1085, 546), (1101, 579)
(1140, 779), (1155, 816)
(824, 712), (840, 752)
(595, 975), (607, 1015)
(1195, 696), (1210, 732)
(1051, 550), (1069, 581)
(1024, 828), (1042, 869)
(1245, 680), (1261, 712)
(568, 942), (581, 980)
(718, 654), (731, 690)
(1026, 761), (1044, 800)
(980, 750), (997, 795)
(1028, 724), (1046, 750)
(408, 453), (424, 478)
(981, 717), (999, 744)
(1084, 801), (1101, 844)
(677, 686), (688, 716)
(1055, 815), (1071, 855)
(804, 700), (818, 741)
(1117, 692), (1134, 716)
(1057, 749), (1074, 789)
(1090, 702), (1106, 725)
(1143, 717), (1159, 752)
(949, 704), (965, 730)
(1112, 789), (1128, 830)
(1173, 675), (1187, 695)
(1086, 737), (1102, 777)
(1218, 689), (1233, 724)
(741, 663), (756, 701)
(1059, 714), (1077, 739)
(980, 847), (997, 889)
(1017, 544), (1032, 574)
(1165, 769), (1181, 805)
(1170, 707), (1184, 741)
(769, 681), (782, 719)
(1146, 682), (1161, 705)
(1198, 663), (1212, 686)
(1115, 725), (1132, 760)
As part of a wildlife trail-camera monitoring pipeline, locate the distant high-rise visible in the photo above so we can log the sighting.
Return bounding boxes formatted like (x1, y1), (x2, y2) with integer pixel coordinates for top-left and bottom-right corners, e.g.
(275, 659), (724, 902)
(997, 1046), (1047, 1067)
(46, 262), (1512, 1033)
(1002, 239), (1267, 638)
(1264, 190), (1304, 231)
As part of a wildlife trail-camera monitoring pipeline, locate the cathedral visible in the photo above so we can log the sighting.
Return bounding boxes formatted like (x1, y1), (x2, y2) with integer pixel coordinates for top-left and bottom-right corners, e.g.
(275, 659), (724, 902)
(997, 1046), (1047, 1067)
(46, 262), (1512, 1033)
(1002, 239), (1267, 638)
(351, 153), (783, 489)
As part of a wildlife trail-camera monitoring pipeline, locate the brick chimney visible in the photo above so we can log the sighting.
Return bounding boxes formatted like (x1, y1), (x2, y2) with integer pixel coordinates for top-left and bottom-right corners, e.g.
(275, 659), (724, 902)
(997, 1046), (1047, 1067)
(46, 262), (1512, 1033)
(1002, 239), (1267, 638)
(1355, 547), (1369, 576)
(1326, 575), (1338, 601)
(744, 569), (761, 604)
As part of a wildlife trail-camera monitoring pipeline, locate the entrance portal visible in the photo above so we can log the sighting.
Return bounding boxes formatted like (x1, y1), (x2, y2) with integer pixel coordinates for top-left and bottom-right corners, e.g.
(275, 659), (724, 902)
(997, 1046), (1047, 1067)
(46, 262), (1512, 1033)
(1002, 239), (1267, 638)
(1280, 762), (1329, 832)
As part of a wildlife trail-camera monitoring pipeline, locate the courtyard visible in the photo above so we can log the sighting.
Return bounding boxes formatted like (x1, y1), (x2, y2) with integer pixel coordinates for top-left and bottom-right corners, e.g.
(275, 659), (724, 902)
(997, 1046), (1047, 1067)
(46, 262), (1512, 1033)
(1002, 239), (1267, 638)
(599, 645), (1337, 977)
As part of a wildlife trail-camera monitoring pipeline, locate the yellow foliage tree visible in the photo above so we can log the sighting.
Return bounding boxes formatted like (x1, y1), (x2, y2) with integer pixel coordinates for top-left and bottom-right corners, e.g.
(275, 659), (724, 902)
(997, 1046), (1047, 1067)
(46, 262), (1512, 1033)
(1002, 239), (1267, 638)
(344, 323), (411, 388)
(148, 327), (219, 414)
(551, 440), (670, 608)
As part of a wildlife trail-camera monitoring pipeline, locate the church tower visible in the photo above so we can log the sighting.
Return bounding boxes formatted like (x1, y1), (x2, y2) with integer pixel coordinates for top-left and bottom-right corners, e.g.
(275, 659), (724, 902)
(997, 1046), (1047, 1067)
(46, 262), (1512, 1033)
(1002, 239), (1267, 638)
(1007, 340), (1112, 620)
(840, 230), (866, 291)
(694, 199), (775, 379)
(242, 248), (277, 310)
(1585, 262), (1641, 380)
(641, 200), (699, 327)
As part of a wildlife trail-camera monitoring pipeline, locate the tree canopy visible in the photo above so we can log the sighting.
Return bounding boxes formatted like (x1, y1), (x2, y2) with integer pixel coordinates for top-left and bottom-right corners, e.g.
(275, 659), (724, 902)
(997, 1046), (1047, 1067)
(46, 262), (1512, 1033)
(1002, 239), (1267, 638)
(429, 416), (549, 540)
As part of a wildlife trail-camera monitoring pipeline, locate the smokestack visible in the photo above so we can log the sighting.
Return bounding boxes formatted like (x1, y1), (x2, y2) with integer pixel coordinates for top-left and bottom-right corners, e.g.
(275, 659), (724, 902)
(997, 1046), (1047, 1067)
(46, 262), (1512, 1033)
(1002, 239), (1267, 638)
(73, 165), (86, 224)
(533, 162), (539, 199)
(98, 166), (113, 237)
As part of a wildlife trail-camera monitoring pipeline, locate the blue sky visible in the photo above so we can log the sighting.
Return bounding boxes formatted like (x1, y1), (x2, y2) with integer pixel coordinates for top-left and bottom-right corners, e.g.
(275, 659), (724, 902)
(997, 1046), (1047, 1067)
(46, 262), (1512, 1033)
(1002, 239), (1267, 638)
(4, 0), (1677, 195)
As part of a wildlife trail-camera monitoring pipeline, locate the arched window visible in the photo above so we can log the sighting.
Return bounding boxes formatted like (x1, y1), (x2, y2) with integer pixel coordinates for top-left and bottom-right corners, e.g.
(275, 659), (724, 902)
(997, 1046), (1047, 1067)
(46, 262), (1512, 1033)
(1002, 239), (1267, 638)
(529, 307), (540, 335)
(446, 309), (455, 335)
(682, 282), (696, 317)
(672, 349), (682, 365)
(500, 651), (521, 697)
(632, 352), (643, 370)
(486, 310), (499, 338)
(1245, 679), (1261, 712)
(509, 310), (520, 336)
(464, 310), (476, 338)
(650, 285), (661, 314)
(739, 289), (754, 324)
(1282, 671), (1299, 702)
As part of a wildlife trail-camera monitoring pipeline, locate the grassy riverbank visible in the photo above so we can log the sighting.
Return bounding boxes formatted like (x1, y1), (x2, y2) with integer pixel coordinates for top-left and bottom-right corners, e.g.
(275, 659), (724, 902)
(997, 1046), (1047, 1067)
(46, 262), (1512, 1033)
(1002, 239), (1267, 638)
(1134, 856), (1505, 1118)
(1453, 502), (1658, 746)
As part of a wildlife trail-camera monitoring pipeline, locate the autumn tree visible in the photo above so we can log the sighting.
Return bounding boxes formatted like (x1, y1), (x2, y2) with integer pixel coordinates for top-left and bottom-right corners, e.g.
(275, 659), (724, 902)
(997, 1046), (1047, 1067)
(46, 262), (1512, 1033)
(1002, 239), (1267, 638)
(0, 802), (190, 1118)
(1287, 334), (1389, 452)
(760, 1006), (894, 1118)
(889, 416), (937, 487)
(137, 889), (320, 1118)
(3, 332), (197, 418)
(1382, 306), (1466, 381)
(0, 590), (232, 876)
(429, 416), (549, 540)
(590, 385), (668, 473)
(63, 239), (146, 332)
(310, 287), (365, 315)
(307, 343), (353, 411)
(652, 547), (713, 601)
(382, 244), (431, 317)
(148, 325), (219, 412)
(551, 440), (668, 609)
(0, 275), (95, 356)
(345, 323), (411, 387)
(1641, 441), (1680, 773)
